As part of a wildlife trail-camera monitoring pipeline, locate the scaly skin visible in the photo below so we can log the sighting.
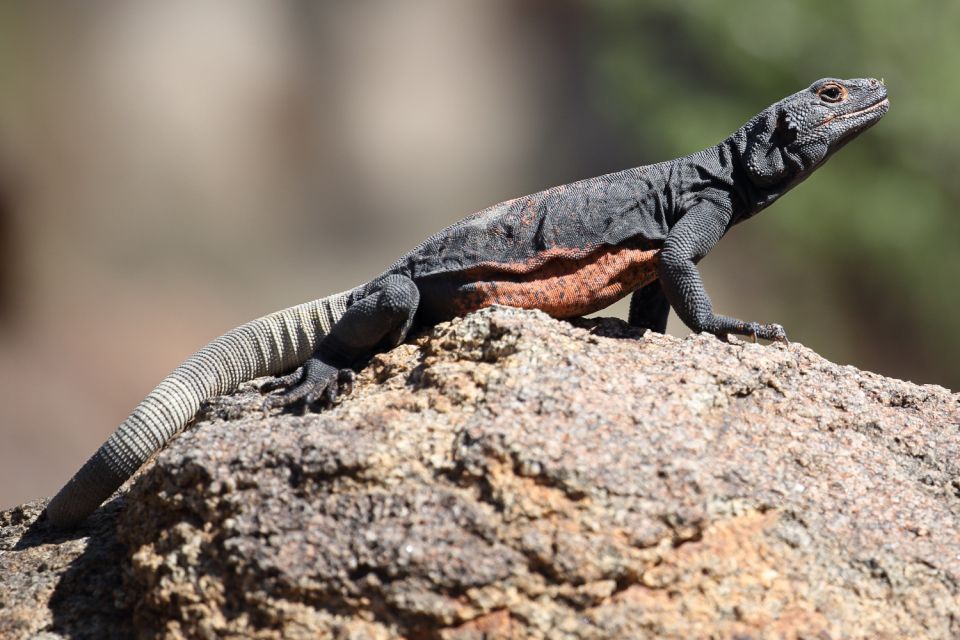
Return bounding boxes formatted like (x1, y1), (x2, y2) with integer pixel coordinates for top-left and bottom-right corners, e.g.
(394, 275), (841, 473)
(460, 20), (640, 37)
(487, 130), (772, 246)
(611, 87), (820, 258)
(46, 77), (888, 527)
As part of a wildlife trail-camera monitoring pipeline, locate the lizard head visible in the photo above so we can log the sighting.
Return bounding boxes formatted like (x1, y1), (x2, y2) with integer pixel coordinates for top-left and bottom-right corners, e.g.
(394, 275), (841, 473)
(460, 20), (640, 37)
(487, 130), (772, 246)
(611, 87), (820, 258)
(740, 77), (889, 188)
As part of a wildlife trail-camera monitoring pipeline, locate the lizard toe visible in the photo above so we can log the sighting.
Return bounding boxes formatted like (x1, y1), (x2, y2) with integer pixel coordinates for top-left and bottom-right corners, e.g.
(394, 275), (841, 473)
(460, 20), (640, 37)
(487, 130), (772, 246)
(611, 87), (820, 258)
(263, 361), (356, 412)
(738, 321), (787, 344)
(337, 369), (355, 396)
(323, 384), (339, 405)
(759, 323), (788, 343)
(262, 359), (339, 410)
(309, 369), (355, 408)
(302, 386), (327, 406)
(260, 367), (305, 393)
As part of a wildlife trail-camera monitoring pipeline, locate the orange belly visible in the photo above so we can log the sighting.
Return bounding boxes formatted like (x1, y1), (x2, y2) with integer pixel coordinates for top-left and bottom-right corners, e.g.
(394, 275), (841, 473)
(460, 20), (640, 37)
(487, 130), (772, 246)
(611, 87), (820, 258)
(424, 240), (660, 320)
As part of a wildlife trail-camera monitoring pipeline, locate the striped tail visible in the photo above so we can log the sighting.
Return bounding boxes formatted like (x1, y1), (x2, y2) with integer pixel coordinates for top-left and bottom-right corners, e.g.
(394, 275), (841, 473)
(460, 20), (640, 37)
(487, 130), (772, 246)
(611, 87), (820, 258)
(45, 290), (352, 527)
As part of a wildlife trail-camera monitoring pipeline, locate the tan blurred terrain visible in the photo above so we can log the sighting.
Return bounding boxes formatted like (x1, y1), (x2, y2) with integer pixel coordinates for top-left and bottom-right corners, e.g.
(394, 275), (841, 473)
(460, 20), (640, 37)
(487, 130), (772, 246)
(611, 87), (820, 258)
(0, 2), (956, 509)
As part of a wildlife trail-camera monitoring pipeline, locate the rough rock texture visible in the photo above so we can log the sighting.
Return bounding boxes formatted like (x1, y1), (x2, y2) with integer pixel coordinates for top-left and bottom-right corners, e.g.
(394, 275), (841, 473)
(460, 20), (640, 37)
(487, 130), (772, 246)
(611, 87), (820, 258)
(2, 306), (959, 639)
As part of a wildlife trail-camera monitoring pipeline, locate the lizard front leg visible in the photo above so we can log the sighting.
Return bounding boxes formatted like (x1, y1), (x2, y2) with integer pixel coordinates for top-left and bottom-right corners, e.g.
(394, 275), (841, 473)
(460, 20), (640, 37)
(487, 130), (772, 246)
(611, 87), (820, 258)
(659, 200), (786, 342)
(264, 274), (420, 408)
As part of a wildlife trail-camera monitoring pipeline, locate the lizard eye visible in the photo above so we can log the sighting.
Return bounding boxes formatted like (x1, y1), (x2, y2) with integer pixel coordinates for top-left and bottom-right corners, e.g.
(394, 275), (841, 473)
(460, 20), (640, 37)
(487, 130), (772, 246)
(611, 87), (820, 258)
(817, 84), (846, 103)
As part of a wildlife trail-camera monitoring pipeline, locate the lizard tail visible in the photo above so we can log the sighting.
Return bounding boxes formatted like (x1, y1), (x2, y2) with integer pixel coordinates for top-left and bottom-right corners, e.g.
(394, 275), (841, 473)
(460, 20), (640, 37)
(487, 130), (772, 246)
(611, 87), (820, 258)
(45, 290), (352, 528)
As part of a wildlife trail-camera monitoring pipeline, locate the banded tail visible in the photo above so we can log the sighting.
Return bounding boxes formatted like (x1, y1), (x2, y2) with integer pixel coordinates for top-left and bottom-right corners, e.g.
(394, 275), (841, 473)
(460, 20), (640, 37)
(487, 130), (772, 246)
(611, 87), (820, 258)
(45, 290), (352, 527)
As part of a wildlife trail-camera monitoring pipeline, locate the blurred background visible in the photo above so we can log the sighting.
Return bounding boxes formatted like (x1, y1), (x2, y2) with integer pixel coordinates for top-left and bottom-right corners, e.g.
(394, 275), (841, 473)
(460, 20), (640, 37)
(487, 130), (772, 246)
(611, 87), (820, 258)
(0, 1), (957, 509)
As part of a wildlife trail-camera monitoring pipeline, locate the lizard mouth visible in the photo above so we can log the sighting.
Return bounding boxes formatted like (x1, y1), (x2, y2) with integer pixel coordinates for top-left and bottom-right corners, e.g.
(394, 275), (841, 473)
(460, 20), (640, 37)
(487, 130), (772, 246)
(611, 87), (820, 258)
(818, 97), (890, 127)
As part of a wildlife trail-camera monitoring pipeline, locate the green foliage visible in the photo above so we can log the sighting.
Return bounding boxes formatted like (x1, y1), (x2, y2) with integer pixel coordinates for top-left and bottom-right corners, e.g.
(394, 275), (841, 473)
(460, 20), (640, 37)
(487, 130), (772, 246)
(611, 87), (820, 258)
(587, 1), (960, 385)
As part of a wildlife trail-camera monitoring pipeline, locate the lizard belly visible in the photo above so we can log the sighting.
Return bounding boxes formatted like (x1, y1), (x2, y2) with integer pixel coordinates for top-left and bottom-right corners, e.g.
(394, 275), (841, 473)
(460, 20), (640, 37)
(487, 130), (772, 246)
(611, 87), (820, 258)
(421, 240), (660, 320)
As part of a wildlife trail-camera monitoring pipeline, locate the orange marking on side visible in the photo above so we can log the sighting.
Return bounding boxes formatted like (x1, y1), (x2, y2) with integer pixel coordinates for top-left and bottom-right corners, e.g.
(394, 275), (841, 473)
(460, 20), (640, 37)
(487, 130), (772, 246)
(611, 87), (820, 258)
(468, 245), (603, 275)
(445, 240), (660, 319)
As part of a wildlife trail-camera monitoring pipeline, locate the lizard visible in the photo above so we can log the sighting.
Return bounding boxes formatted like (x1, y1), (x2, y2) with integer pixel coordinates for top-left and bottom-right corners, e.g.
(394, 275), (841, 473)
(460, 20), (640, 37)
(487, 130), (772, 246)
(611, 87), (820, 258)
(45, 77), (889, 528)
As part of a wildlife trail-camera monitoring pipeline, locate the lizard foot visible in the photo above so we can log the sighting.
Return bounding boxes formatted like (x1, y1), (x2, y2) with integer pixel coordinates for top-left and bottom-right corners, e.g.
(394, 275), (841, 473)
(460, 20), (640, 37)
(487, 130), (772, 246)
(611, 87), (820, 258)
(261, 359), (355, 411)
(743, 322), (789, 343)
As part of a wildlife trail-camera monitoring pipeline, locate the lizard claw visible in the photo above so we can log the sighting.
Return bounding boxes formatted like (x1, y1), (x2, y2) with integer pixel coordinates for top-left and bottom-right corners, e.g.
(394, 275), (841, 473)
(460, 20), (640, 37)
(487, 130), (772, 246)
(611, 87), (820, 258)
(261, 360), (355, 411)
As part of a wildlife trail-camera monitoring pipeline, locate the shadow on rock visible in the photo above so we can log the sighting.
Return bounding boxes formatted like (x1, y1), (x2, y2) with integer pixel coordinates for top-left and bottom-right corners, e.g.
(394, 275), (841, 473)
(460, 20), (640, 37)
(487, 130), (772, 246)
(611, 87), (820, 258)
(47, 498), (134, 638)
(0, 497), (133, 638)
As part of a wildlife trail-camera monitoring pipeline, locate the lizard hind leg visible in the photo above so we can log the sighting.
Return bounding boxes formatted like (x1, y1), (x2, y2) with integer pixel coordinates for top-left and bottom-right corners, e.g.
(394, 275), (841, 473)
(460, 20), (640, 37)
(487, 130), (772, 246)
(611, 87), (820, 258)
(263, 274), (420, 410)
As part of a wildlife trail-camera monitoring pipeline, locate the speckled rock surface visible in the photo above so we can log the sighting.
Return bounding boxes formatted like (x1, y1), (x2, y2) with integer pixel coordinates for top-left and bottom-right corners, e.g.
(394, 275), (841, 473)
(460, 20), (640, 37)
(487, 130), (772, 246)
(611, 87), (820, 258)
(2, 306), (959, 639)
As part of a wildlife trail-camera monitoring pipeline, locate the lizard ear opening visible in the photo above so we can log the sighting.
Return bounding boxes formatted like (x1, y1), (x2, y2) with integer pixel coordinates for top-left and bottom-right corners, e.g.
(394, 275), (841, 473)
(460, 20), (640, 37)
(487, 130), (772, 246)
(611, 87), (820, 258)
(743, 109), (794, 187)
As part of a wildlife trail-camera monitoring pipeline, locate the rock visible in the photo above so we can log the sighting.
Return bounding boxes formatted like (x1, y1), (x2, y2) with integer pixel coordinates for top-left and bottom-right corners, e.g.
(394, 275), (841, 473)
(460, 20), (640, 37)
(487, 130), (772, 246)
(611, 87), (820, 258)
(2, 306), (959, 639)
